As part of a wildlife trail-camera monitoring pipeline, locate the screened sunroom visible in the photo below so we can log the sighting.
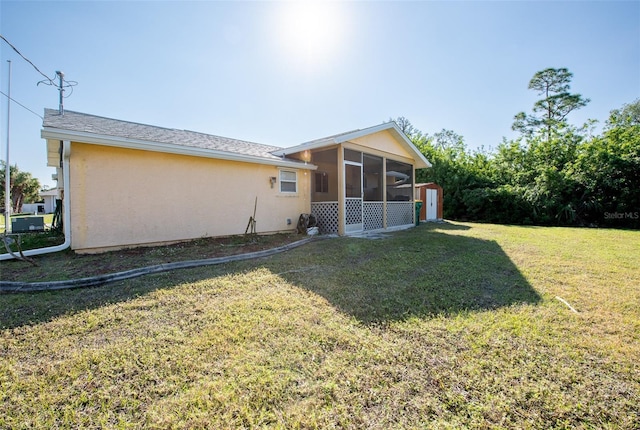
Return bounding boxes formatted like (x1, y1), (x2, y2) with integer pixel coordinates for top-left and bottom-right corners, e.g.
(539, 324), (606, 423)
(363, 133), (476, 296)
(273, 122), (431, 236)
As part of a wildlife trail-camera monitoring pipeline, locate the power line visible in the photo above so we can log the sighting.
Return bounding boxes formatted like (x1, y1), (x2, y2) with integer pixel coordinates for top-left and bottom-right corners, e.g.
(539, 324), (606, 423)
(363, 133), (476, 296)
(0, 91), (44, 120)
(1, 34), (78, 113)
(0, 34), (55, 85)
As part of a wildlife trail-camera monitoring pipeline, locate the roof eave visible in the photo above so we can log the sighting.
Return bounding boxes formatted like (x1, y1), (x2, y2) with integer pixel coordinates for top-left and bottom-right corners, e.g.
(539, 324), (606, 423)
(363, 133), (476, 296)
(271, 138), (337, 157)
(41, 127), (317, 170)
(376, 124), (432, 169)
(274, 122), (432, 168)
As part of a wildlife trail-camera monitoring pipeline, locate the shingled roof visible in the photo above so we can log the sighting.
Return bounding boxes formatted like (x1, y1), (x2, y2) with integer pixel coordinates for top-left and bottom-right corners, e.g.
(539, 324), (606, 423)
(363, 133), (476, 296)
(42, 109), (431, 170)
(42, 109), (291, 163)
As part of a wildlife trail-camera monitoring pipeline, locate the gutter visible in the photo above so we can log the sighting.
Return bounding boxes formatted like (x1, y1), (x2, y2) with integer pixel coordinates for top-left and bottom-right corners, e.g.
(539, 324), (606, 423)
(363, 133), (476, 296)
(42, 128), (317, 171)
(0, 140), (71, 261)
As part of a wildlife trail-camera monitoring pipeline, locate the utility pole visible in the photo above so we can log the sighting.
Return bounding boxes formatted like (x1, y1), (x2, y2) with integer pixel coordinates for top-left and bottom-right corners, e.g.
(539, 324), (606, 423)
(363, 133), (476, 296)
(4, 60), (11, 233)
(56, 70), (64, 115)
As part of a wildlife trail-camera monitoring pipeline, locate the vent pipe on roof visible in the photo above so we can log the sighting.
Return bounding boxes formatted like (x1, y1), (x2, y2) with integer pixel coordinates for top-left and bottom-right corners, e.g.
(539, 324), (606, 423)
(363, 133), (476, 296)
(56, 71), (64, 115)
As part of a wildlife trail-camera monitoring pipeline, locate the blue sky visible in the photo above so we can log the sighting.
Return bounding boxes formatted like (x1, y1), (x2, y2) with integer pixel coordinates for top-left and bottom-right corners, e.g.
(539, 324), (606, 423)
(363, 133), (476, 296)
(1, 0), (639, 189)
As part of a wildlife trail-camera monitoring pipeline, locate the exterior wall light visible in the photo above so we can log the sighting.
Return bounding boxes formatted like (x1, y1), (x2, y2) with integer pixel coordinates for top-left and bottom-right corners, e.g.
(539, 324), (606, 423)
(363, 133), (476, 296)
(301, 150), (311, 163)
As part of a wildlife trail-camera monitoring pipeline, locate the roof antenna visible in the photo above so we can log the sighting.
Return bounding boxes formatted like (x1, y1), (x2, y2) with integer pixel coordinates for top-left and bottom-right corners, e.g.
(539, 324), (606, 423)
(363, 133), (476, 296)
(56, 71), (64, 115)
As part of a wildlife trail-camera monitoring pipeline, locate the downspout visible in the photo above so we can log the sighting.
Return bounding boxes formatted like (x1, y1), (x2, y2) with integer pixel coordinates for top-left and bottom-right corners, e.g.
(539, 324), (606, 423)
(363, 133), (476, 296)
(0, 140), (71, 261)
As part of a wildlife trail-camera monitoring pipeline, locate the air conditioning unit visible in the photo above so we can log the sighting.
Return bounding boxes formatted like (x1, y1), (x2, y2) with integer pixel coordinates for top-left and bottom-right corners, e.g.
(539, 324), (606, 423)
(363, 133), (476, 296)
(11, 217), (45, 233)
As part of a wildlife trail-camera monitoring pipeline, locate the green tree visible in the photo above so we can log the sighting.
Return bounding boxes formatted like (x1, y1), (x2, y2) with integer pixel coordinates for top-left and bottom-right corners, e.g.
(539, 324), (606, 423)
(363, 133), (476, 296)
(414, 128), (495, 219)
(391, 97), (639, 229)
(572, 100), (640, 227)
(494, 121), (588, 225)
(608, 98), (640, 126)
(512, 67), (589, 141)
(0, 162), (42, 214)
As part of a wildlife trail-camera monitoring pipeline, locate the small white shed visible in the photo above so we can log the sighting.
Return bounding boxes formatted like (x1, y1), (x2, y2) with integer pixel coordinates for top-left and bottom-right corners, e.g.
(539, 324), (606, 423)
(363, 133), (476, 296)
(415, 183), (443, 221)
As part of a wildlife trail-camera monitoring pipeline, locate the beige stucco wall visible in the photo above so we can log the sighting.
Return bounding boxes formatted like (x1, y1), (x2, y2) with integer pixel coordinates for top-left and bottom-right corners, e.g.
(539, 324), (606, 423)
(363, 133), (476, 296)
(69, 142), (310, 253)
(348, 130), (414, 161)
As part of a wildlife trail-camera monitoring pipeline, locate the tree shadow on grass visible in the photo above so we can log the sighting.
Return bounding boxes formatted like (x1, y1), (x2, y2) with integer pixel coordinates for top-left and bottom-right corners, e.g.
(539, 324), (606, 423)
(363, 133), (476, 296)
(273, 226), (541, 324)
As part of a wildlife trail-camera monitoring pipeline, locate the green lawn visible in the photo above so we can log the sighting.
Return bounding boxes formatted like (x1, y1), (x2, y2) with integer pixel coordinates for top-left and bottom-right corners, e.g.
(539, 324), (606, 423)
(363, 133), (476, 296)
(1, 222), (639, 429)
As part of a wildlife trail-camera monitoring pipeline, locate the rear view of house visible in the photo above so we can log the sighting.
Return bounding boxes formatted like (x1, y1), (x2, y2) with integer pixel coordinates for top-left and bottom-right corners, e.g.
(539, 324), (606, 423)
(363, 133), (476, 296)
(41, 109), (430, 253)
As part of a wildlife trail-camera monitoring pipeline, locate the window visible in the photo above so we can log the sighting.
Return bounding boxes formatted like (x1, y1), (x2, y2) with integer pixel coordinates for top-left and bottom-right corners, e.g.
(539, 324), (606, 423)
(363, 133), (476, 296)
(315, 172), (329, 193)
(280, 170), (297, 193)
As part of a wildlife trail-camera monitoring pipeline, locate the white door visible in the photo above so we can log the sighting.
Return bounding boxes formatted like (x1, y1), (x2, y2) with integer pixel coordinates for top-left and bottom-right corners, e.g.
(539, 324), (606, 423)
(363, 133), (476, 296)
(426, 189), (437, 220)
(344, 162), (363, 232)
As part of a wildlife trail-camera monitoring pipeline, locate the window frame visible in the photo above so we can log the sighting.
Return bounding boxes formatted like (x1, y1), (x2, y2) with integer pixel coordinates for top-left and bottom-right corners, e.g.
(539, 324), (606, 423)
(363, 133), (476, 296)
(279, 169), (298, 194)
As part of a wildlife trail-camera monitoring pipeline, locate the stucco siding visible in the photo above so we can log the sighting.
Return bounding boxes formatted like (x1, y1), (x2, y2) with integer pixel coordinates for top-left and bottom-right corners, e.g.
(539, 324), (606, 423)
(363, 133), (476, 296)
(69, 142), (309, 252)
(349, 130), (414, 160)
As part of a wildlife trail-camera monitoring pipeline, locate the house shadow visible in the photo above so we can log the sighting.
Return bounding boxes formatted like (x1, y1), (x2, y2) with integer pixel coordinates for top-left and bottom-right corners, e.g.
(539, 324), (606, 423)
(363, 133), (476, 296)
(0, 225), (540, 329)
(272, 227), (541, 324)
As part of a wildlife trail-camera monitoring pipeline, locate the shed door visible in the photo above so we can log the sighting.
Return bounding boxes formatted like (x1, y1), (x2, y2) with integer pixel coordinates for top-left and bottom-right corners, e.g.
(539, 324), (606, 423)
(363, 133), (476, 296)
(426, 189), (438, 220)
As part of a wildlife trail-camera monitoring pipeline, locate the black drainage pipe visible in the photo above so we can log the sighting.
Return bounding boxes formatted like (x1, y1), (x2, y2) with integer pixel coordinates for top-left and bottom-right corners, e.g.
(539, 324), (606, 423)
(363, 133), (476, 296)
(1, 237), (319, 293)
